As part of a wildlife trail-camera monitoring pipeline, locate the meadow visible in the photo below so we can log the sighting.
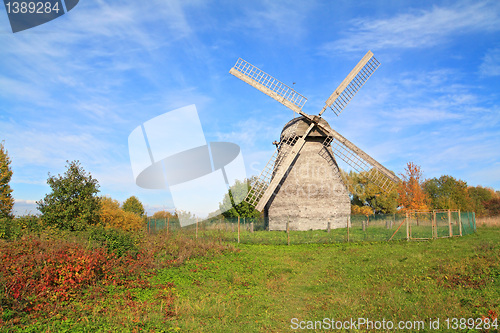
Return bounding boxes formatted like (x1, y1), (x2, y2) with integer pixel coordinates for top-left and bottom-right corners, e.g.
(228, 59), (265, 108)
(0, 225), (499, 332)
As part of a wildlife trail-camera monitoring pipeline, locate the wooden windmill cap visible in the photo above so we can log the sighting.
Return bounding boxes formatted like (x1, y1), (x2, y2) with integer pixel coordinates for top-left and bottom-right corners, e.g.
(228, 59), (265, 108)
(281, 116), (332, 139)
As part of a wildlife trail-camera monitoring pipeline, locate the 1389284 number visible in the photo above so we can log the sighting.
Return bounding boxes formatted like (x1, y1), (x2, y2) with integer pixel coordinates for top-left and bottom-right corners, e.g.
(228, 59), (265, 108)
(445, 317), (499, 330)
(5, 2), (61, 14)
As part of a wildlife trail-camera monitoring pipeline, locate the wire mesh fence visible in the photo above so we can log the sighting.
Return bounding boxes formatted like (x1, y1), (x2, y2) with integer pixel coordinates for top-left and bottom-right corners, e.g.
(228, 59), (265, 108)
(145, 211), (476, 245)
(407, 210), (476, 240)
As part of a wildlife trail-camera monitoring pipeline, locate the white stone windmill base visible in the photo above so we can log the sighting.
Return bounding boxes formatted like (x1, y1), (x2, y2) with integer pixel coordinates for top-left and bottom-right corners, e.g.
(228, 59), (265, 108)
(265, 117), (350, 231)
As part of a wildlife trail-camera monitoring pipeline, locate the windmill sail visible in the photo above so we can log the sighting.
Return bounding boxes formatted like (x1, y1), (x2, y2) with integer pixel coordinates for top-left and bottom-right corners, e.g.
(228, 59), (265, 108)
(246, 123), (315, 211)
(230, 58), (307, 116)
(319, 127), (399, 193)
(245, 134), (300, 208)
(231, 51), (399, 212)
(320, 51), (380, 117)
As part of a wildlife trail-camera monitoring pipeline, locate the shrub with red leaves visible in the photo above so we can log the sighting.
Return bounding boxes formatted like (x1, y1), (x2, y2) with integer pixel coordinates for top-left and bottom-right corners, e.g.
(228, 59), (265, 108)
(0, 236), (172, 316)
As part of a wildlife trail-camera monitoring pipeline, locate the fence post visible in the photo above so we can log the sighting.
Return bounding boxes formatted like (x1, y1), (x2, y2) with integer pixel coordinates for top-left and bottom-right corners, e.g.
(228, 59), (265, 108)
(406, 211), (409, 241)
(167, 217), (170, 236)
(238, 216), (240, 244)
(286, 218), (290, 246)
(347, 217), (350, 242)
(327, 222), (331, 233)
(432, 210), (436, 239)
(458, 210), (462, 236)
(362, 220), (366, 232)
(448, 209), (452, 237)
(467, 212), (471, 232)
(250, 222), (254, 233)
(154, 219), (157, 233)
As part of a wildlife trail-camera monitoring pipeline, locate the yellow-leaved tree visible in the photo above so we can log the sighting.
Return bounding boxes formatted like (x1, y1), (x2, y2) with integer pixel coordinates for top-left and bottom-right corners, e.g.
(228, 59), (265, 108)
(351, 205), (373, 216)
(152, 210), (176, 219)
(100, 197), (143, 231)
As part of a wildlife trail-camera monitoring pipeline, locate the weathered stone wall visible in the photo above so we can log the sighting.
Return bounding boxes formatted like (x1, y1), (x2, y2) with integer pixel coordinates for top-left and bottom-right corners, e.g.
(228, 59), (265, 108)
(265, 117), (351, 231)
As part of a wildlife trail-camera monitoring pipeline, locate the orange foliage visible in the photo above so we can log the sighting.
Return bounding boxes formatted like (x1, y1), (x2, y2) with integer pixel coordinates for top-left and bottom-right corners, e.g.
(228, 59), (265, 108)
(100, 197), (143, 231)
(152, 210), (176, 219)
(351, 205), (373, 216)
(397, 162), (430, 211)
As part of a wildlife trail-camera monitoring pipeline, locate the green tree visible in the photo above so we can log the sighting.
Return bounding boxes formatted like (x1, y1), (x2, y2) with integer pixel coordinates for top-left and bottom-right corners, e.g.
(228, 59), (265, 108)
(37, 160), (101, 231)
(423, 175), (472, 211)
(0, 141), (14, 219)
(219, 178), (261, 220)
(468, 186), (496, 216)
(345, 170), (398, 214)
(122, 196), (145, 217)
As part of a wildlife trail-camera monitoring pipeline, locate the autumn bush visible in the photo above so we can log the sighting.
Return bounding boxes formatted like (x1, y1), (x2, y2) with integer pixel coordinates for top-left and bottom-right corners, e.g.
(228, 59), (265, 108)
(100, 196), (143, 231)
(89, 226), (138, 257)
(0, 236), (166, 322)
(0, 225), (232, 328)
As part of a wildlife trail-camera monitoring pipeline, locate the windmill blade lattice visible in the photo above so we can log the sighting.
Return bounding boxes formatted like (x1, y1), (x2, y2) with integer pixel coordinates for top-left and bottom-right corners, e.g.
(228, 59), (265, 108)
(245, 132), (300, 208)
(320, 135), (396, 193)
(230, 51), (400, 213)
(322, 51), (380, 117)
(230, 58), (308, 115)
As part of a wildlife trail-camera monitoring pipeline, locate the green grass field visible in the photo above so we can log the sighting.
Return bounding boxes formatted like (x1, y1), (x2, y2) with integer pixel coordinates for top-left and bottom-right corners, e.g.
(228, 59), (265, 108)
(1, 227), (499, 332)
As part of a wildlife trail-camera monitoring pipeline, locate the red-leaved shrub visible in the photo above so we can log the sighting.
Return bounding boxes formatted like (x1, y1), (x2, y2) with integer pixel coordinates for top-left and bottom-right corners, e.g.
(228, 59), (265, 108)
(0, 236), (174, 317)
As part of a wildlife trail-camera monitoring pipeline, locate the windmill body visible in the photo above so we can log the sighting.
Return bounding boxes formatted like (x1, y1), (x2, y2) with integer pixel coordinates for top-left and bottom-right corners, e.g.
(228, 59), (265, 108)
(229, 51), (400, 231)
(265, 116), (350, 231)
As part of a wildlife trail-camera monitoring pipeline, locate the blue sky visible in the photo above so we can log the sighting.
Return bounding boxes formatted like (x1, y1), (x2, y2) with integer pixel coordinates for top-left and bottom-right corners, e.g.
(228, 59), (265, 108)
(1, 0), (499, 216)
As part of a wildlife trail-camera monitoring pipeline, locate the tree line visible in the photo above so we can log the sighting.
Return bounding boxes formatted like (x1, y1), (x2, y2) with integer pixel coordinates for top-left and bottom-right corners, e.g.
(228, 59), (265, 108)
(348, 162), (500, 217)
(1, 140), (499, 234)
(0, 141), (152, 237)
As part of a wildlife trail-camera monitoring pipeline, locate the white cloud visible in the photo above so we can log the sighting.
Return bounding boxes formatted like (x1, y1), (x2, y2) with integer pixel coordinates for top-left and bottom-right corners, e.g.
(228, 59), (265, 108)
(326, 59), (500, 189)
(13, 199), (39, 216)
(234, 0), (314, 42)
(479, 47), (500, 77)
(213, 117), (279, 148)
(0, 76), (53, 106)
(0, 122), (114, 170)
(321, 1), (500, 53)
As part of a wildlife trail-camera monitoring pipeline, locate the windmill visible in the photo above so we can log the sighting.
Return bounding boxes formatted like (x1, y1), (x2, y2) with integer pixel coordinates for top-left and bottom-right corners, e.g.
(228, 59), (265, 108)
(229, 51), (400, 231)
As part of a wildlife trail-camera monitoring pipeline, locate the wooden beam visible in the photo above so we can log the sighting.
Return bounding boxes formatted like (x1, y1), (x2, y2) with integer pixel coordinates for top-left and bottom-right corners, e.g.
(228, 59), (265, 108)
(254, 123), (315, 211)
